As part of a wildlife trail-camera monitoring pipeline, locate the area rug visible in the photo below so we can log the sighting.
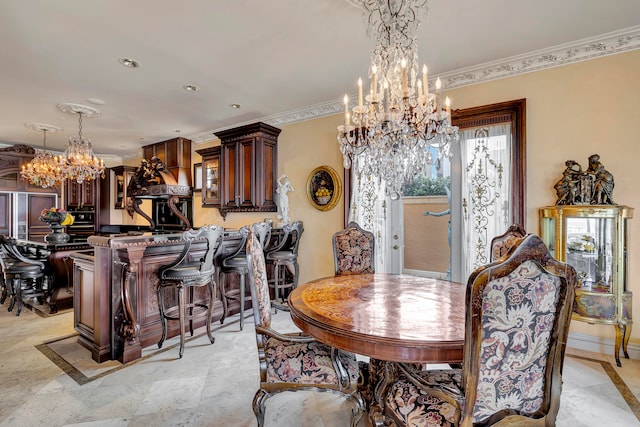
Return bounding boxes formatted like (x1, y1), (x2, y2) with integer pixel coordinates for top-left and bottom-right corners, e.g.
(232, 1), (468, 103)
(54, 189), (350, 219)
(35, 315), (247, 386)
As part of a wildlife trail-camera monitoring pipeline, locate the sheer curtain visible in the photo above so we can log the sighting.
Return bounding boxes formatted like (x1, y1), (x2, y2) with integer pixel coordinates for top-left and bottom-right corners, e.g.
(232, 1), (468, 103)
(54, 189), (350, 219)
(348, 155), (390, 273)
(460, 124), (512, 280)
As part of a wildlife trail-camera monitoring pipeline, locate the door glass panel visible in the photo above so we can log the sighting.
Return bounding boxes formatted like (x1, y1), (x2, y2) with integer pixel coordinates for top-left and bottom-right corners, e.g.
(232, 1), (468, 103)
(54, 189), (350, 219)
(402, 151), (451, 278)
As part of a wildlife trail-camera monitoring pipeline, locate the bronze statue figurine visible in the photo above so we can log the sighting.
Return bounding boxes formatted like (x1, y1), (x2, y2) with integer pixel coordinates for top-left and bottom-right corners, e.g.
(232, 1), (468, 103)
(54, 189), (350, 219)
(553, 154), (615, 205)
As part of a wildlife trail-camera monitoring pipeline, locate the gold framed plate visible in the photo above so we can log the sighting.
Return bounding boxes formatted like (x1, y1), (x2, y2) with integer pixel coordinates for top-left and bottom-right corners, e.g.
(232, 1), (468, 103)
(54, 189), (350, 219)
(307, 165), (341, 211)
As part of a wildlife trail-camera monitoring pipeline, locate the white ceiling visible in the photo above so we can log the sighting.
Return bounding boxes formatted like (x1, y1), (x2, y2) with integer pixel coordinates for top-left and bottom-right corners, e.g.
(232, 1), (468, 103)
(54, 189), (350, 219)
(1, 0), (639, 162)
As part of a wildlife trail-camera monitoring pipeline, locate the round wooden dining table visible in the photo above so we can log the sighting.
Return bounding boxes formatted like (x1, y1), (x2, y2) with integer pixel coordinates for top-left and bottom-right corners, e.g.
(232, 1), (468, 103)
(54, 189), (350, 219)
(288, 273), (466, 364)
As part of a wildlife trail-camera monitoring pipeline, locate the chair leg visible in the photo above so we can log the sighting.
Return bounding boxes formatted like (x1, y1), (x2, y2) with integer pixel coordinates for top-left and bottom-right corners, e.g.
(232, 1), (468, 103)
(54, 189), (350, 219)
(177, 283), (185, 358)
(0, 277), (7, 304)
(157, 285), (168, 349)
(239, 273), (246, 331)
(293, 261), (300, 289)
(219, 272), (228, 325)
(188, 286), (194, 337)
(206, 281), (215, 344)
(273, 262), (280, 313)
(7, 278), (17, 312)
(15, 278), (23, 316)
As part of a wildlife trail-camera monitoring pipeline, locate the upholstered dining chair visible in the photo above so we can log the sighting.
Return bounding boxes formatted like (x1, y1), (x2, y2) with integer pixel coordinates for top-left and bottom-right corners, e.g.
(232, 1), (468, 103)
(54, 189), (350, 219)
(246, 228), (365, 427)
(219, 222), (271, 330)
(0, 235), (47, 316)
(265, 220), (304, 307)
(371, 234), (577, 427)
(156, 225), (224, 358)
(490, 223), (527, 262)
(332, 221), (375, 275)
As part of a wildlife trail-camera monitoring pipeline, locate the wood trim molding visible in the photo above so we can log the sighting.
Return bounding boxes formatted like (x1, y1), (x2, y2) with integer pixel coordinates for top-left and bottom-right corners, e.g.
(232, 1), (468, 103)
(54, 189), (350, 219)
(452, 99), (526, 226)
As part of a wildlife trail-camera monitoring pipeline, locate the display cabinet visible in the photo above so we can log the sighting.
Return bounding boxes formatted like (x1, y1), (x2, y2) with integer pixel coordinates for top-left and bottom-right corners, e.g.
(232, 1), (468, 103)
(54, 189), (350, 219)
(197, 146), (221, 205)
(539, 205), (633, 366)
(197, 122), (280, 218)
(111, 166), (136, 209)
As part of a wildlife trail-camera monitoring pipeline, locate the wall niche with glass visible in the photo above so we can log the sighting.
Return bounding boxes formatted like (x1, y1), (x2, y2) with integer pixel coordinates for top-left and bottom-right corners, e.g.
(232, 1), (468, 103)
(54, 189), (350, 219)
(539, 204), (633, 367)
(196, 147), (221, 206)
(111, 165), (136, 209)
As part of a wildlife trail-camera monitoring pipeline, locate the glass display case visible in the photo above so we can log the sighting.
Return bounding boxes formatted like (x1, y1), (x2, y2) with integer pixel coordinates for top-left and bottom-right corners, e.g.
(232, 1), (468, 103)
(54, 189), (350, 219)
(539, 205), (633, 366)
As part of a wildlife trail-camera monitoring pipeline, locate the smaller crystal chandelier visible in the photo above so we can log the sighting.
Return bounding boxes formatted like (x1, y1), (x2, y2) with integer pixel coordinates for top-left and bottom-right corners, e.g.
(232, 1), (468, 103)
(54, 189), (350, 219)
(21, 123), (64, 188)
(58, 103), (105, 183)
(338, 0), (459, 198)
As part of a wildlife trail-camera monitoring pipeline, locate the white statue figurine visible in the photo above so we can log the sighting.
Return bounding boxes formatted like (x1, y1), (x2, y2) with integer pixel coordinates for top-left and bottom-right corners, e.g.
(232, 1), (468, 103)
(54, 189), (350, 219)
(276, 174), (294, 224)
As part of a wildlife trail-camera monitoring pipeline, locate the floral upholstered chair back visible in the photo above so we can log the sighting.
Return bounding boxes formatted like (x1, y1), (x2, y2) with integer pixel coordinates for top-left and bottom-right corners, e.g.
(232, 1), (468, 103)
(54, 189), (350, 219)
(462, 234), (576, 425)
(247, 229), (272, 330)
(246, 228), (365, 427)
(332, 221), (375, 275)
(489, 223), (527, 262)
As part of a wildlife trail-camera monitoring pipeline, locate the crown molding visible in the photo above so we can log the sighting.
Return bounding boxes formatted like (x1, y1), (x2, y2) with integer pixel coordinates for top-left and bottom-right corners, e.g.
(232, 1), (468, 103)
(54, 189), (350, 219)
(440, 25), (640, 90)
(189, 25), (640, 142)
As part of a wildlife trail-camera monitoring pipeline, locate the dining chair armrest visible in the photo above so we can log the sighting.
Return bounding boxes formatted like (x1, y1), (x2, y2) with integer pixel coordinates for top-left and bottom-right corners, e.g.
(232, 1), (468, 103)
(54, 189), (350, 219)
(255, 325), (316, 343)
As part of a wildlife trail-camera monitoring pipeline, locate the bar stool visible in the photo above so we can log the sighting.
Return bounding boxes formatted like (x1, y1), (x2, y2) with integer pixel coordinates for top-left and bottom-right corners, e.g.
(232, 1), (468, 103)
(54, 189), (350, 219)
(265, 221), (303, 307)
(219, 222), (271, 330)
(157, 225), (224, 358)
(0, 235), (46, 316)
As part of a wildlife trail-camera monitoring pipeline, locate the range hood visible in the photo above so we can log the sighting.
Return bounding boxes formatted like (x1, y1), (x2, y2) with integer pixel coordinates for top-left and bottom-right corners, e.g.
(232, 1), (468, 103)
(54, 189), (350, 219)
(126, 157), (193, 230)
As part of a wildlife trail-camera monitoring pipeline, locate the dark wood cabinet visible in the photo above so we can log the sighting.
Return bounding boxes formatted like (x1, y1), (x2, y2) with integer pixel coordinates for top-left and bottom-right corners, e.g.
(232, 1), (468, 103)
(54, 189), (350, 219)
(111, 165), (137, 209)
(198, 122), (280, 218)
(65, 178), (101, 239)
(66, 179), (96, 208)
(142, 137), (192, 185)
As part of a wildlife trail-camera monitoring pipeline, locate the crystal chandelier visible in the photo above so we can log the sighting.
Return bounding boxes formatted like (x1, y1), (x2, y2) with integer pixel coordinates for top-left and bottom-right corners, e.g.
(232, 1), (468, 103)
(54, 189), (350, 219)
(58, 103), (105, 184)
(338, 0), (459, 198)
(20, 123), (64, 188)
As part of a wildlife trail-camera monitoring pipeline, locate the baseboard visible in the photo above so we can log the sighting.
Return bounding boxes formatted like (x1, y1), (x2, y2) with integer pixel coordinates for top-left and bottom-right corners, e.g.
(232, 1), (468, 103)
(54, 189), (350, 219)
(567, 331), (639, 360)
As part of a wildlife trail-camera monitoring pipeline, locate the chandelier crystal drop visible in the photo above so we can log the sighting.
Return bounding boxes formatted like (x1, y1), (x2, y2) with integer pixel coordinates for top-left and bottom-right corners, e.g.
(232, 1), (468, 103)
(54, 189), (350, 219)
(58, 103), (105, 184)
(338, 0), (459, 199)
(20, 124), (64, 188)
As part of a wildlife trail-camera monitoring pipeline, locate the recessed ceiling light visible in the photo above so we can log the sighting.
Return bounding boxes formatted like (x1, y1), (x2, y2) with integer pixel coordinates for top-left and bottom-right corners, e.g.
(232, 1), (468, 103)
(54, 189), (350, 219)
(183, 84), (199, 92)
(119, 57), (140, 68)
(230, 104), (241, 109)
(87, 98), (105, 105)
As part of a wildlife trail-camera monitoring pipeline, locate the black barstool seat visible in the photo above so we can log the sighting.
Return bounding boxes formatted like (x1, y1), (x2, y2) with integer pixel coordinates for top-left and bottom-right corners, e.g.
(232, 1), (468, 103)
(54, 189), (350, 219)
(218, 222), (271, 331)
(157, 225), (223, 358)
(265, 221), (303, 308)
(0, 235), (46, 316)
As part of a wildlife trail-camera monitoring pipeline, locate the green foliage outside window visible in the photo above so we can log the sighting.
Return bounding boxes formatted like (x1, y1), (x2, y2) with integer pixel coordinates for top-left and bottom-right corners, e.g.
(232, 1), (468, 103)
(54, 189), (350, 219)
(403, 175), (451, 197)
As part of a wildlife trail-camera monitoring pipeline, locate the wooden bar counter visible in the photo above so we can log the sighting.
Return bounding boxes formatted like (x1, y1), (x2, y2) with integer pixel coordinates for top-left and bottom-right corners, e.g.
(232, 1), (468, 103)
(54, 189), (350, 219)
(15, 239), (92, 313)
(81, 230), (245, 363)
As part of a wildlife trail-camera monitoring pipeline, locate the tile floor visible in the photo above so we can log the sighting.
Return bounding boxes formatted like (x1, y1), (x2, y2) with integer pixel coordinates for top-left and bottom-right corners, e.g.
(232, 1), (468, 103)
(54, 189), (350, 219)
(0, 302), (639, 426)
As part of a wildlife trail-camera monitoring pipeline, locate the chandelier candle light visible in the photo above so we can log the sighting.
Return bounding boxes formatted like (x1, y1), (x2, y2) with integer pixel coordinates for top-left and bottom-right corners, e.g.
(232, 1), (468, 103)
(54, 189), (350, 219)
(21, 123), (64, 188)
(338, 0), (459, 198)
(58, 103), (105, 184)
